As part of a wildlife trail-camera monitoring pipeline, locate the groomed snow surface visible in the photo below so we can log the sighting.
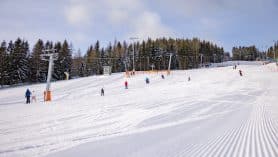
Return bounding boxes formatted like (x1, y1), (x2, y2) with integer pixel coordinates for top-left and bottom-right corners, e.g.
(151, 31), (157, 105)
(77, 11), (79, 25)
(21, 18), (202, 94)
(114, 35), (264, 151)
(0, 62), (278, 157)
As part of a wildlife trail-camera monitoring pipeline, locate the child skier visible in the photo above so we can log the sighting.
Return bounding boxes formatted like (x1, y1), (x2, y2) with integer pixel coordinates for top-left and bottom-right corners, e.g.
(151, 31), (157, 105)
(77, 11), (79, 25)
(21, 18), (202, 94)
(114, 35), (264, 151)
(161, 74), (165, 79)
(31, 90), (37, 102)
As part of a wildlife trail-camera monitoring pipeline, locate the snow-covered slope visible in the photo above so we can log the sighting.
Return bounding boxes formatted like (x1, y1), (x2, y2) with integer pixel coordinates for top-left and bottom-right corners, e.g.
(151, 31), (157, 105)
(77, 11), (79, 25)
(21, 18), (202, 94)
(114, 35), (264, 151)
(209, 60), (263, 67)
(0, 63), (277, 157)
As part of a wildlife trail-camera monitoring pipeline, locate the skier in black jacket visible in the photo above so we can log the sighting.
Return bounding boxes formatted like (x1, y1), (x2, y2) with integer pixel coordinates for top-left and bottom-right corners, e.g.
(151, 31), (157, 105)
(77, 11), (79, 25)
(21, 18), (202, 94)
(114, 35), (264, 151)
(101, 88), (104, 96)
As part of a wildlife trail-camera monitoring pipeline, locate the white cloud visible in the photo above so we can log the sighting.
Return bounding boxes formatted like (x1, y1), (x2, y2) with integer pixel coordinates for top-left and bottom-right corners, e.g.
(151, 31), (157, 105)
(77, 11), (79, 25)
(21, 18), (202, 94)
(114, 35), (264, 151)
(93, 0), (175, 40)
(108, 9), (130, 25)
(128, 11), (175, 40)
(62, 0), (175, 41)
(64, 2), (91, 27)
(104, 0), (144, 25)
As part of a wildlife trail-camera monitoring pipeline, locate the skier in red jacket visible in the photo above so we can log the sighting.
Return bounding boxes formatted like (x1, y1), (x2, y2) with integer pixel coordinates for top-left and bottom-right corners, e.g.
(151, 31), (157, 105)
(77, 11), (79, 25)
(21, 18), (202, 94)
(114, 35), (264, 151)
(125, 81), (128, 89)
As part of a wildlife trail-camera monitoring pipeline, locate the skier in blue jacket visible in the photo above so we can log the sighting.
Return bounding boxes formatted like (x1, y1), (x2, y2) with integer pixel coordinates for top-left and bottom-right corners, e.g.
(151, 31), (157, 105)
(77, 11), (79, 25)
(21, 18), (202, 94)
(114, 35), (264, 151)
(145, 77), (150, 84)
(25, 89), (31, 104)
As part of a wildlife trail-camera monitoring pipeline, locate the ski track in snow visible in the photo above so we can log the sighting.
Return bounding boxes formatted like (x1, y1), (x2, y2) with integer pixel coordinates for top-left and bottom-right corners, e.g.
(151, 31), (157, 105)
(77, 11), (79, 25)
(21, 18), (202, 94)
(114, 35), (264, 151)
(0, 62), (278, 157)
(176, 103), (278, 157)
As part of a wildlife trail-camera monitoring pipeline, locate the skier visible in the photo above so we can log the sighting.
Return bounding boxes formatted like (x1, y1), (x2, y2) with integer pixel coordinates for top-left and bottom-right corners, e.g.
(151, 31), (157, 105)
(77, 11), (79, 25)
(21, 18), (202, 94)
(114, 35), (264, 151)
(239, 70), (243, 76)
(233, 65), (237, 70)
(43, 91), (46, 101)
(101, 88), (104, 96)
(125, 81), (128, 89)
(145, 77), (150, 84)
(31, 90), (37, 102)
(25, 89), (31, 104)
(161, 74), (165, 79)
(188, 76), (191, 81)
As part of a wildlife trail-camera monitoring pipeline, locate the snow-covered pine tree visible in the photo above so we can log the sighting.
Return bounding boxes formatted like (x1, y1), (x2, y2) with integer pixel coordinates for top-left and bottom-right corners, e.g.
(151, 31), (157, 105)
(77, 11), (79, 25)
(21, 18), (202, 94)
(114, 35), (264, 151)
(85, 45), (94, 76)
(94, 40), (101, 75)
(53, 40), (72, 80)
(61, 40), (72, 79)
(53, 42), (62, 80)
(0, 41), (10, 86)
(85, 44), (99, 76)
(71, 49), (85, 77)
(30, 39), (45, 82)
(8, 39), (30, 84)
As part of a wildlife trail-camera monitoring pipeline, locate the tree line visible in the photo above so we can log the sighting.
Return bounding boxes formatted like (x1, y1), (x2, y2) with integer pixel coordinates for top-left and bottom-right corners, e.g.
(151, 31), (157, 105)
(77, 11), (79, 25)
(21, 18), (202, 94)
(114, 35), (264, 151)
(232, 41), (278, 61)
(0, 38), (72, 86)
(266, 41), (278, 60)
(232, 46), (261, 60)
(1, 37), (275, 86)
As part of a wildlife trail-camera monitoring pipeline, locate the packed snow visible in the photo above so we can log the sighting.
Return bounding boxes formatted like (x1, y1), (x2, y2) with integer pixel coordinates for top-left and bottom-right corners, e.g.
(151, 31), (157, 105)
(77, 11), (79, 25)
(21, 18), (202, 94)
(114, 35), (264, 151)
(0, 62), (278, 157)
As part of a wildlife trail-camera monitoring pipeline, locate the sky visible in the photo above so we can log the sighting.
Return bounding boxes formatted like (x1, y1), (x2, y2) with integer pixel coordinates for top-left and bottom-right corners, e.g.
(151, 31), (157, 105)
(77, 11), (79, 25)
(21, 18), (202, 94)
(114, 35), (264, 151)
(0, 0), (278, 54)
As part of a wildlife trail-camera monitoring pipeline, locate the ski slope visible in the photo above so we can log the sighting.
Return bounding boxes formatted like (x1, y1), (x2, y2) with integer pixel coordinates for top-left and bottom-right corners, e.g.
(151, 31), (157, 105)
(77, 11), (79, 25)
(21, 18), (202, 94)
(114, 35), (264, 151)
(0, 62), (278, 157)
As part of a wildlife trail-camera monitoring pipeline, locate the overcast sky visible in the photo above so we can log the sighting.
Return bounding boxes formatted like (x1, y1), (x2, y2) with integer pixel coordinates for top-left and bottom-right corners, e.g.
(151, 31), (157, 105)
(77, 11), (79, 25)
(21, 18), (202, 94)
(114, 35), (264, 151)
(1, 0), (278, 53)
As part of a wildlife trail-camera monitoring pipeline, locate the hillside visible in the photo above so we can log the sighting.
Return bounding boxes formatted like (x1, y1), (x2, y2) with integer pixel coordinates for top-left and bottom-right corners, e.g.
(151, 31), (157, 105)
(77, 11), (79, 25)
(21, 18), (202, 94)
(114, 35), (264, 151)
(0, 62), (278, 157)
